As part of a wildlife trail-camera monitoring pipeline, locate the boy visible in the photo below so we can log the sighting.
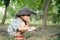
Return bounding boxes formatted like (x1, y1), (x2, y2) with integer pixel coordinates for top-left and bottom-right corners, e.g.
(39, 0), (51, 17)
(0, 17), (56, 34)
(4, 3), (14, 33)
(7, 7), (41, 39)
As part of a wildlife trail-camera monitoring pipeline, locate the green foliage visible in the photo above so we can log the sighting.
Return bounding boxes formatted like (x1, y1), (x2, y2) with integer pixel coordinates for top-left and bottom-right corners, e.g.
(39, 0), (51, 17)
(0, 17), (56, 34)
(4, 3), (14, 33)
(7, 6), (16, 18)
(0, 0), (60, 24)
(0, 13), (3, 19)
(0, 0), (4, 6)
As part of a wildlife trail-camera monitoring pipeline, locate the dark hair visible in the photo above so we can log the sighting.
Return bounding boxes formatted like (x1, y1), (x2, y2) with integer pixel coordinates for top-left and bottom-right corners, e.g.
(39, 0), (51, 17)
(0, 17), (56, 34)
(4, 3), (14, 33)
(15, 14), (30, 18)
(15, 15), (29, 25)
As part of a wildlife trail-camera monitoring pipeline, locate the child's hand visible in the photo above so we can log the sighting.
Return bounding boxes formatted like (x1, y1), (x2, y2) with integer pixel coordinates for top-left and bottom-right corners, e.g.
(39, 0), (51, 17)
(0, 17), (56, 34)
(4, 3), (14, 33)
(27, 27), (36, 31)
(30, 27), (36, 30)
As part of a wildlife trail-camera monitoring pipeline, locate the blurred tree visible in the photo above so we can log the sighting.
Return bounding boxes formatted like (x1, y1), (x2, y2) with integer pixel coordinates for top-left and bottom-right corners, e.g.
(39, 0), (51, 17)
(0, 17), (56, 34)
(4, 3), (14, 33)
(56, 0), (60, 24)
(51, 0), (60, 24)
(42, 0), (50, 29)
(1, 0), (10, 24)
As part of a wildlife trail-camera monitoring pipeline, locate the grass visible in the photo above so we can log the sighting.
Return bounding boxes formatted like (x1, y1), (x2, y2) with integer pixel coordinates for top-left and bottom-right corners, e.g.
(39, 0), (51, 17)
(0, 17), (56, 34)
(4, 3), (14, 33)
(0, 25), (60, 40)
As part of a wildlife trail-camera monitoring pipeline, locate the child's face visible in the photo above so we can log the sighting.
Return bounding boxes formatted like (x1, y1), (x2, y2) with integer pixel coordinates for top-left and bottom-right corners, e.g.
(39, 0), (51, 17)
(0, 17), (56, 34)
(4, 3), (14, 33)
(21, 15), (30, 22)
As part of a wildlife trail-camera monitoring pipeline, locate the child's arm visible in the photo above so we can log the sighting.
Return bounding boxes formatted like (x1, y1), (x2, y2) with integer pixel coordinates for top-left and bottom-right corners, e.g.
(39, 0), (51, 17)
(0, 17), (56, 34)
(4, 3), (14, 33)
(17, 25), (29, 33)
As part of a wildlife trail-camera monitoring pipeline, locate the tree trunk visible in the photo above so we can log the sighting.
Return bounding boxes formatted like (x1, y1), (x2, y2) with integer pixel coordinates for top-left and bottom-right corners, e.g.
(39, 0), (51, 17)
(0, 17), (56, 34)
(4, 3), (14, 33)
(1, 6), (7, 24)
(42, 0), (50, 29)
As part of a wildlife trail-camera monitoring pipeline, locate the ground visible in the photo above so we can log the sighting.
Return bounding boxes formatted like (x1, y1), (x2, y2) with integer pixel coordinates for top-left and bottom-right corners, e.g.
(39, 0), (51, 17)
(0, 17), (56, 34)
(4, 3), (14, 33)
(0, 24), (60, 40)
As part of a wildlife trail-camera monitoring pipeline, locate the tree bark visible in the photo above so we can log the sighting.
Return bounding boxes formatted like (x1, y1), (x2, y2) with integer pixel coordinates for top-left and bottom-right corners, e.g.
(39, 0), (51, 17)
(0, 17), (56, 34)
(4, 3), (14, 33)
(42, 0), (50, 29)
(1, 6), (7, 24)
